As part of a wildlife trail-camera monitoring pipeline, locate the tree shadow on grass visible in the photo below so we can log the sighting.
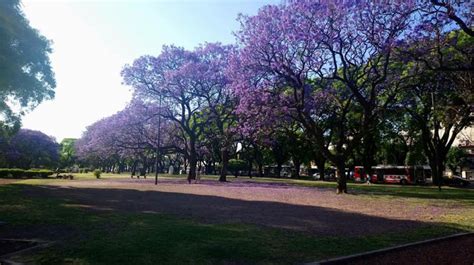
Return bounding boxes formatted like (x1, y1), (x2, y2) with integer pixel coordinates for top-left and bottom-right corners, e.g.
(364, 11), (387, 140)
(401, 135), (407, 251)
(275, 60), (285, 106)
(7, 184), (453, 237)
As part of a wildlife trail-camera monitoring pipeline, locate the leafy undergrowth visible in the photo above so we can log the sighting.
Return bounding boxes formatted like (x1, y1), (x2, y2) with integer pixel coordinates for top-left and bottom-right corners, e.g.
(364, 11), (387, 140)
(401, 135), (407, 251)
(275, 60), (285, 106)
(0, 183), (472, 265)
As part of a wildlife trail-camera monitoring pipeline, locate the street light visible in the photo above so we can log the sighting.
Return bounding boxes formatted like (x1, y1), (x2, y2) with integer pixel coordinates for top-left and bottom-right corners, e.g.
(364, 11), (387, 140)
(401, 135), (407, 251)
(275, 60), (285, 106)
(155, 95), (162, 185)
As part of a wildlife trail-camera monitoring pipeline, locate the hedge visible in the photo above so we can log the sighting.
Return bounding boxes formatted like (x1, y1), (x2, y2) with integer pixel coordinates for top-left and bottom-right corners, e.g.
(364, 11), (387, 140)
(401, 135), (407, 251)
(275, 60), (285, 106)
(0, 168), (54, 178)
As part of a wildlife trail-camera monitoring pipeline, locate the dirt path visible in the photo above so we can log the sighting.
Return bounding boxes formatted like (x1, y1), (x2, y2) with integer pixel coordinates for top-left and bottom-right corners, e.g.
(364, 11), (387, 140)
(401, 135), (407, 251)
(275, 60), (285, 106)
(13, 177), (457, 237)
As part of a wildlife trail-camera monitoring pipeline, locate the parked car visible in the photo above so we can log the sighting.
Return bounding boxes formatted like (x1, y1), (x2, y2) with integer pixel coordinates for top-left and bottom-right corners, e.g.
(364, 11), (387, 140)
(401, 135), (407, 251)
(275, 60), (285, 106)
(442, 175), (470, 187)
(312, 172), (321, 180)
(312, 170), (335, 180)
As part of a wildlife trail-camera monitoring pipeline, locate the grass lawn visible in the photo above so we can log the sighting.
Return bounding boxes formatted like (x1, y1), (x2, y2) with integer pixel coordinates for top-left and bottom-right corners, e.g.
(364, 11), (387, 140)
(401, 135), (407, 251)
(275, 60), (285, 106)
(0, 175), (473, 264)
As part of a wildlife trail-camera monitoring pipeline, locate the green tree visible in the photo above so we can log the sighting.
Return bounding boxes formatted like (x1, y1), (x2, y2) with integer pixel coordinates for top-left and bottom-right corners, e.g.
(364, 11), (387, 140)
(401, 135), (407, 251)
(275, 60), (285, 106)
(446, 147), (467, 175)
(227, 159), (246, 177)
(400, 31), (473, 189)
(0, 0), (55, 134)
(59, 138), (76, 168)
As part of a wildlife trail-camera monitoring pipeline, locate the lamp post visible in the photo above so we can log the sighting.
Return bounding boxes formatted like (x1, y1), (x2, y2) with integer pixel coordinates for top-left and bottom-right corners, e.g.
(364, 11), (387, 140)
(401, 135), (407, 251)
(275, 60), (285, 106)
(155, 95), (162, 185)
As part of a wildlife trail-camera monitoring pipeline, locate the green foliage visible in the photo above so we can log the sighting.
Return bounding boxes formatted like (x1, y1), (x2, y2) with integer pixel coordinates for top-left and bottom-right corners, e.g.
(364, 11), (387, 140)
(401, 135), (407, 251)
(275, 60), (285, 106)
(93, 169), (102, 179)
(0, 0), (56, 131)
(79, 167), (90, 173)
(227, 159), (247, 176)
(405, 147), (426, 166)
(25, 169), (54, 178)
(0, 168), (53, 178)
(59, 138), (77, 168)
(446, 147), (467, 174)
(397, 29), (473, 183)
(0, 168), (23, 178)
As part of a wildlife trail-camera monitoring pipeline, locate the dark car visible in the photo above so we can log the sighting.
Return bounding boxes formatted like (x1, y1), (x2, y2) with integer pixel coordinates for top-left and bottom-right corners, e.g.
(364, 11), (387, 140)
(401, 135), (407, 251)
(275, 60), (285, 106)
(442, 175), (470, 187)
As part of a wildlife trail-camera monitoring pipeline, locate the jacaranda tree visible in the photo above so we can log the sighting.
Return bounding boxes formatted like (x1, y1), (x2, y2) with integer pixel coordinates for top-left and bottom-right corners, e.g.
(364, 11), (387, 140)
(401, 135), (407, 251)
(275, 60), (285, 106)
(230, 1), (415, 192)
(3, 129), (59, 169)
(74, 0), (472, 193)
(122, 43), (235, 183)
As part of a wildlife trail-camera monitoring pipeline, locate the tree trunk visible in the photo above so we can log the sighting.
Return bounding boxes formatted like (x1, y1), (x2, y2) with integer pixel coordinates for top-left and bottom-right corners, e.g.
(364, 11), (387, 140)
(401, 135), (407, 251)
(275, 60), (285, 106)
(276, 163), (282, 178)
(362, 115), (376, 180)
(188, 157), (197, 183)
(247, 160), (252, 178)
(436, 159), (445, 191)
(118, 161), (124, 174)
(219, 149), (229, 182)
(187, 138), (197, 183)
(131, 160), (138, 178)
(430, 152), (445, 191)
(316, 156), (326, 181)
(336, 160), (347, 194)
(292, 159), (300, 178)
(258, 163), (263, 177)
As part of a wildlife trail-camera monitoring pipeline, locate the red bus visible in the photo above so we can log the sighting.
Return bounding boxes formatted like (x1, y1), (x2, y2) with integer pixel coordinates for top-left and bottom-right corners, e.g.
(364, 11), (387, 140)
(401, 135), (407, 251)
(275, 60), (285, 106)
(354, 166), (368, 182)
(355, 165), (431, 185)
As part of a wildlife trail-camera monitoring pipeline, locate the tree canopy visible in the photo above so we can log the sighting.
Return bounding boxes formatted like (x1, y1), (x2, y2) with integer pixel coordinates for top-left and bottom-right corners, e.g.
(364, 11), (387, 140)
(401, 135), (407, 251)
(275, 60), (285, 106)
(73, 0), (472, 193)
(0, 129), (59, 169)
(0, 0), (56, 134)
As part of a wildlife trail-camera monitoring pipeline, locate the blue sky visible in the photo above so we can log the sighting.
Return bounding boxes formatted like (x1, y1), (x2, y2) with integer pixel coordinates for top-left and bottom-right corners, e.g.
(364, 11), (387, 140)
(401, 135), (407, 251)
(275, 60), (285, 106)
(21, 0), (280, 141)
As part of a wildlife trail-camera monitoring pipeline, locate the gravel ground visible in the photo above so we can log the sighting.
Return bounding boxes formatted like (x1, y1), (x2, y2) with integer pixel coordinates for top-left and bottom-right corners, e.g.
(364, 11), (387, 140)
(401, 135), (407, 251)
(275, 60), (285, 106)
(10, 177), (459, 237)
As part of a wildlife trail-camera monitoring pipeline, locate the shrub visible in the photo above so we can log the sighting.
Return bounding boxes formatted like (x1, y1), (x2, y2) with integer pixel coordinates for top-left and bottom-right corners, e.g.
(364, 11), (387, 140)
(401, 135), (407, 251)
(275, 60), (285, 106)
(228, 159), (247, 177)
(25, 169), (54, 178)
(93, 169), (102, 179)
(0, 168), (24, 178)
(0, 168), (53, 178)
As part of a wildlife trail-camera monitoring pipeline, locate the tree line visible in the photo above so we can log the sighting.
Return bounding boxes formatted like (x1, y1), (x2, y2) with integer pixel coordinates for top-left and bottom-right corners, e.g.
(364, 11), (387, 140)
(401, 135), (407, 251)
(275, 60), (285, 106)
(74, 1), (473, 193)
(4, 1), (468, 193)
